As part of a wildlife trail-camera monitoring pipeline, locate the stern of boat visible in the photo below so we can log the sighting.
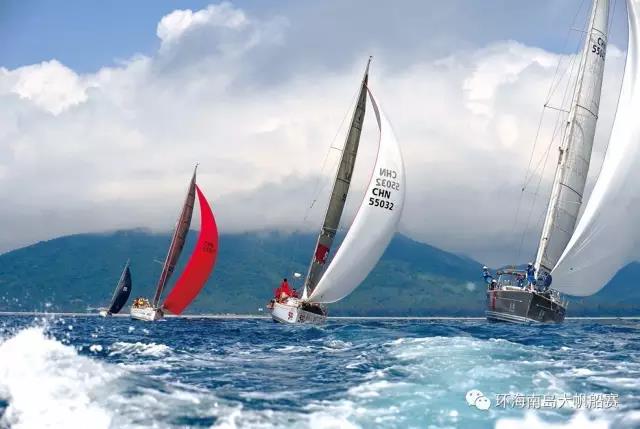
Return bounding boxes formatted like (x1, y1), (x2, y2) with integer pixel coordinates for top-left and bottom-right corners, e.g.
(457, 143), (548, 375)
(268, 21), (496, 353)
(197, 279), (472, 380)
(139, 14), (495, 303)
(486, 288), (566, 323)
(270, 298), (326, 325)
(130, 305), (164, 321)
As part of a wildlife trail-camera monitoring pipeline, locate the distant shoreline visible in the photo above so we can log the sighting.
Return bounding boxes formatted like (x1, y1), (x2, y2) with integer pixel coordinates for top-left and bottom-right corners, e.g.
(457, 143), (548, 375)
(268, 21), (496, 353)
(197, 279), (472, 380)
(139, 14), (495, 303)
(1, 312), (639, 320)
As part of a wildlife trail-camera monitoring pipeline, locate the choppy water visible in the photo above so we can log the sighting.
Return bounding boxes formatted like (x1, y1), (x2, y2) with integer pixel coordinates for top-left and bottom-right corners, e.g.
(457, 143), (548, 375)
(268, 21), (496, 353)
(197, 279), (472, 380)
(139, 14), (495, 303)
(0, 316), (639, 429)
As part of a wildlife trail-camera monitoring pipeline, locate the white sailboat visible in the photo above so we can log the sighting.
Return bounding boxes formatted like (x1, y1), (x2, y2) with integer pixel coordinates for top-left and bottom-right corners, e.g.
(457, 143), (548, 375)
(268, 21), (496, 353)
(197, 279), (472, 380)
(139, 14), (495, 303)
(269, 59), (406, 325)
(488, 0), (639, 323)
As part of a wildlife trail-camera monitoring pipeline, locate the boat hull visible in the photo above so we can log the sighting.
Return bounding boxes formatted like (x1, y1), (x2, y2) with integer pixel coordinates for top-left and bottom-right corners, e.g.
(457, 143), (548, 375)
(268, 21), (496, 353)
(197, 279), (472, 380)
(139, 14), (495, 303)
(486, 289), (566, 324)
(99, 310), (111, 317)
(270, 299), (326, 325)
(130, 306), (164, 321)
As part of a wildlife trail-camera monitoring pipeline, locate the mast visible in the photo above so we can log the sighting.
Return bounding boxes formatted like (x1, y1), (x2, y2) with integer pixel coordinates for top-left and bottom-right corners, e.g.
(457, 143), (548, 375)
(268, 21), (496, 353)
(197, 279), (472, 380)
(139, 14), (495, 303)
(534, 0), (609, 275)
(152, 165), (197, 307)
(302, 58), (371, 298)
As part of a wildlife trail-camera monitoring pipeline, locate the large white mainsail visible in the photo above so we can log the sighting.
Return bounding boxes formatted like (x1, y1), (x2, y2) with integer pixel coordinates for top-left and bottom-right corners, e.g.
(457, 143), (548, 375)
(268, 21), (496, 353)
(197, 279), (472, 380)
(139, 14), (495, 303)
(308, 89), (405, 304)
(534, 0), (610, 275)
(553, 0), (640, 296)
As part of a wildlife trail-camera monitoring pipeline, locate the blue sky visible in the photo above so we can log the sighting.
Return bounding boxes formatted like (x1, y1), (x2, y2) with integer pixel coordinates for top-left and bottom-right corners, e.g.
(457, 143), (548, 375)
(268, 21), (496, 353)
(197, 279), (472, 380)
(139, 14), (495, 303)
(1, 1), (629, 73)
(0, 1), (632, 265)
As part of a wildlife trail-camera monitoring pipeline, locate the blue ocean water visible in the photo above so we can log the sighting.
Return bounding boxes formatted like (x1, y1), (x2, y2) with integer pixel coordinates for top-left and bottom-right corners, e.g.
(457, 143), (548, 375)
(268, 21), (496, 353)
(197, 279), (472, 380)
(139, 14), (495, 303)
(0, 316), (638, 429)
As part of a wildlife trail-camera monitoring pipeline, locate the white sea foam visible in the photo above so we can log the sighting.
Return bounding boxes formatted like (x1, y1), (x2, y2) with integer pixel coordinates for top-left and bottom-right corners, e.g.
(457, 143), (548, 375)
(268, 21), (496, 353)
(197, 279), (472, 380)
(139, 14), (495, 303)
(0, 327), (231, 429)
(0, 327), (118, 428)
(109, 341), (171, 357)
(495, 411), (611, 429)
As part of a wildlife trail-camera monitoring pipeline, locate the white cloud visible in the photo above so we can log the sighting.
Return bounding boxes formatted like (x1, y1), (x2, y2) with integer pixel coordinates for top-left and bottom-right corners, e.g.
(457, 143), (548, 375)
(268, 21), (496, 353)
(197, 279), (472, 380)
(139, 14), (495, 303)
(157, 3), (248, 44)
(1, 60), (89, 115)
(0, 2), (628, 269)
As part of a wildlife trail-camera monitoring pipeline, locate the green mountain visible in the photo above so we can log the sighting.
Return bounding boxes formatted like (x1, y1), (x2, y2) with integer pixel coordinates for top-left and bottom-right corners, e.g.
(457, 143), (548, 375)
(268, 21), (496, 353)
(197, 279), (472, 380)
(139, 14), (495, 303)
(0, 230), (638, 316)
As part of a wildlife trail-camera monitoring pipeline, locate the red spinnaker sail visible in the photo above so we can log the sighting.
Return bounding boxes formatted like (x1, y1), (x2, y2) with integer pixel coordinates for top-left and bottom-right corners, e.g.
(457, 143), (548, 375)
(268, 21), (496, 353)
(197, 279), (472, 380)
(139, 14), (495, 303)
(163, 185), (218, 315)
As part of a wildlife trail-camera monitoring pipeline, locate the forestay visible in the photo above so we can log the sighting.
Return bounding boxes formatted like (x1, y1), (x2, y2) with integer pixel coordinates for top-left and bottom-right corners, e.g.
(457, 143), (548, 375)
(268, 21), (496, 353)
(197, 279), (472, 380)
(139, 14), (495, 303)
(309, 89), (405, 304)
(553, 0), (640, 295)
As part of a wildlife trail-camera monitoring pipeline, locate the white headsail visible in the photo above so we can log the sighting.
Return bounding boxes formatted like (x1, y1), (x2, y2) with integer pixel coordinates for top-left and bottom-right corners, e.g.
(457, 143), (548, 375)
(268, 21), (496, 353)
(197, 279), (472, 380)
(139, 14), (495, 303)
(534, 0), (610, 276)
(308, 89), (405, 304)
(553, 0), (640, 295)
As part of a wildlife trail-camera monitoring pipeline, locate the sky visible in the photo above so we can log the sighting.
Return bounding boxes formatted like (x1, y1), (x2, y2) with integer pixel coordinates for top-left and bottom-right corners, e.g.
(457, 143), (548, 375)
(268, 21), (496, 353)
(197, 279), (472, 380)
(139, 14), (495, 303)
(0, 0), (633, 266)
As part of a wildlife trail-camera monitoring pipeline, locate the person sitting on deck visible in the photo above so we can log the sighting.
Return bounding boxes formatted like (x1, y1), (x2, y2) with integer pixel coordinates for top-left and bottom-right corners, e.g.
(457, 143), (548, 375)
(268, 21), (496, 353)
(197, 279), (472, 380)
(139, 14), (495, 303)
(526, 263), (536, 290)
(482, 266), (493, 285)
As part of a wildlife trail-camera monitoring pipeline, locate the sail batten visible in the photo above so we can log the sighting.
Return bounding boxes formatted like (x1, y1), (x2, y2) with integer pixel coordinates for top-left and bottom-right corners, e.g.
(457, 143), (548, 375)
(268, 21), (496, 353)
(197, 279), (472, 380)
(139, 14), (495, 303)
(152, 167), (197, 307)
(535, 0), (610, 274)
(302, 60), (371, 298)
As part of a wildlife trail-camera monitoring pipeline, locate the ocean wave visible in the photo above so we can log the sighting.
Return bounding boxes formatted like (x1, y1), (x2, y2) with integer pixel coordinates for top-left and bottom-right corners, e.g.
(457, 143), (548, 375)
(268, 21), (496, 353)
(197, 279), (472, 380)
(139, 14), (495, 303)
(0, 327), (119, 429)
(109, 341), (172, 357)
(1, 317), (637, 428)
(495, 411), (613, 429)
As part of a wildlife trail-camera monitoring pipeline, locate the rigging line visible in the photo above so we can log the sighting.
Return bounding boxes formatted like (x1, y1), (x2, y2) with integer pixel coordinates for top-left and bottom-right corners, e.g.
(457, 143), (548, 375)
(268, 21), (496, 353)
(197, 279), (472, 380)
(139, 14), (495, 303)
(517, 22), (586, 260)
(302, 83), (361, 221)
(544, 0), (589, 104)
(511, 2), (587, 241)
(522, 14), (586, 191)
(516, 135), (556, 262)
(287, 75), (362, 277)
(520, 0), (586, 190)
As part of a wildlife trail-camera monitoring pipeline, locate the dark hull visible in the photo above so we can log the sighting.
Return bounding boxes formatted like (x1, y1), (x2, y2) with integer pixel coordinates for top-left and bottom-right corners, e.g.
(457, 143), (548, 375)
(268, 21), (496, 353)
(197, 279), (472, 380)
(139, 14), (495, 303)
(486, 289), (566, 323)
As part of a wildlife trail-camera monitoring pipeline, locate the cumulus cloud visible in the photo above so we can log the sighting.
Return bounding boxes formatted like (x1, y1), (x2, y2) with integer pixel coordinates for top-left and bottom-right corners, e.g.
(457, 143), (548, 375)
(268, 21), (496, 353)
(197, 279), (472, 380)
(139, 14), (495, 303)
(1, 60), (89, 115)
(157, 3), (248, 44)
(0, 2), (629, 270)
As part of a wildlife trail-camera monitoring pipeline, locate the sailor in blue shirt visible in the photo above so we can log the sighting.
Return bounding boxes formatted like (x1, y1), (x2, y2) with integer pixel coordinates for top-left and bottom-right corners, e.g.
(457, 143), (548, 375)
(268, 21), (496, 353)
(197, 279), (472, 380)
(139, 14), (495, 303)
(482, 266), (493, 285)
(526, 263), (536, 289)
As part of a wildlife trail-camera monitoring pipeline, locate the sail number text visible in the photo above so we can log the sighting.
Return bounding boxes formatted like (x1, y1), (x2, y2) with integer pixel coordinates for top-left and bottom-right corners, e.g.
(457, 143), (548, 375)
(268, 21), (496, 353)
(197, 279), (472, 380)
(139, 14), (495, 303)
(592, 37), (606, 61)
(369, 168), (398, 211)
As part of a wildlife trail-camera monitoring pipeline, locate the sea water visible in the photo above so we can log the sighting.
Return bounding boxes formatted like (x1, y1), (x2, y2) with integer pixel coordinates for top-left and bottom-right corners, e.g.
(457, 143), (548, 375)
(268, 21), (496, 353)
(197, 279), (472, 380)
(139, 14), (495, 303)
(0, 316), (638, 428)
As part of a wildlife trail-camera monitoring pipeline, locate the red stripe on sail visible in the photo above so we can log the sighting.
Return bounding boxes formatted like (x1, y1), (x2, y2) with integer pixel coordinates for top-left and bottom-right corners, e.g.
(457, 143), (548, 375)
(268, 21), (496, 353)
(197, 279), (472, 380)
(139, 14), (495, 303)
(163, 185), (218, 315)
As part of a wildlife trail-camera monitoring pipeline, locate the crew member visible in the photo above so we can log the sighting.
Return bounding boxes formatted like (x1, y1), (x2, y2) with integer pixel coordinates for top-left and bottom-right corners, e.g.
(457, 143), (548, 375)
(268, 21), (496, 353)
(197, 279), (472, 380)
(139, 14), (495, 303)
(274, 278), (294, 302)
(482, 266), (493, 285)
(526, 263), (536, 290)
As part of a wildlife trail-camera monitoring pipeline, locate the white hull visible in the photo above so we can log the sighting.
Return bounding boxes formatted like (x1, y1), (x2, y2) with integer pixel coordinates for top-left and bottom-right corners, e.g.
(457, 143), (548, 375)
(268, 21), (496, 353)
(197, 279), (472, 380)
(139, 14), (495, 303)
(270, 298), (326, 325)
(99, 310), (111, 318)
(130, 306), (164, 321)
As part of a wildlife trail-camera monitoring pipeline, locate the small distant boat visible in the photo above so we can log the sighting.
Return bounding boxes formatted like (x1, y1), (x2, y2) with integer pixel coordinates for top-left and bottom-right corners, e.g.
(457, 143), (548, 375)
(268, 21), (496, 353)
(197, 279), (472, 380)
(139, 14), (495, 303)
(99, 260), (132, 317)
(131, 166), (219, 321)
(268, 58), (406, 324)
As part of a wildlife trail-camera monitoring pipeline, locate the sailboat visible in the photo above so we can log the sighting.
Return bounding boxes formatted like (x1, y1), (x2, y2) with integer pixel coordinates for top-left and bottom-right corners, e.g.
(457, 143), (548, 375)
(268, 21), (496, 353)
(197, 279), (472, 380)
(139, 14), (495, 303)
(130, 166), (219, 321)
(268, 58), (406, 324)
(487, 0), (636, 323)
(99, 260), (132, 317)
